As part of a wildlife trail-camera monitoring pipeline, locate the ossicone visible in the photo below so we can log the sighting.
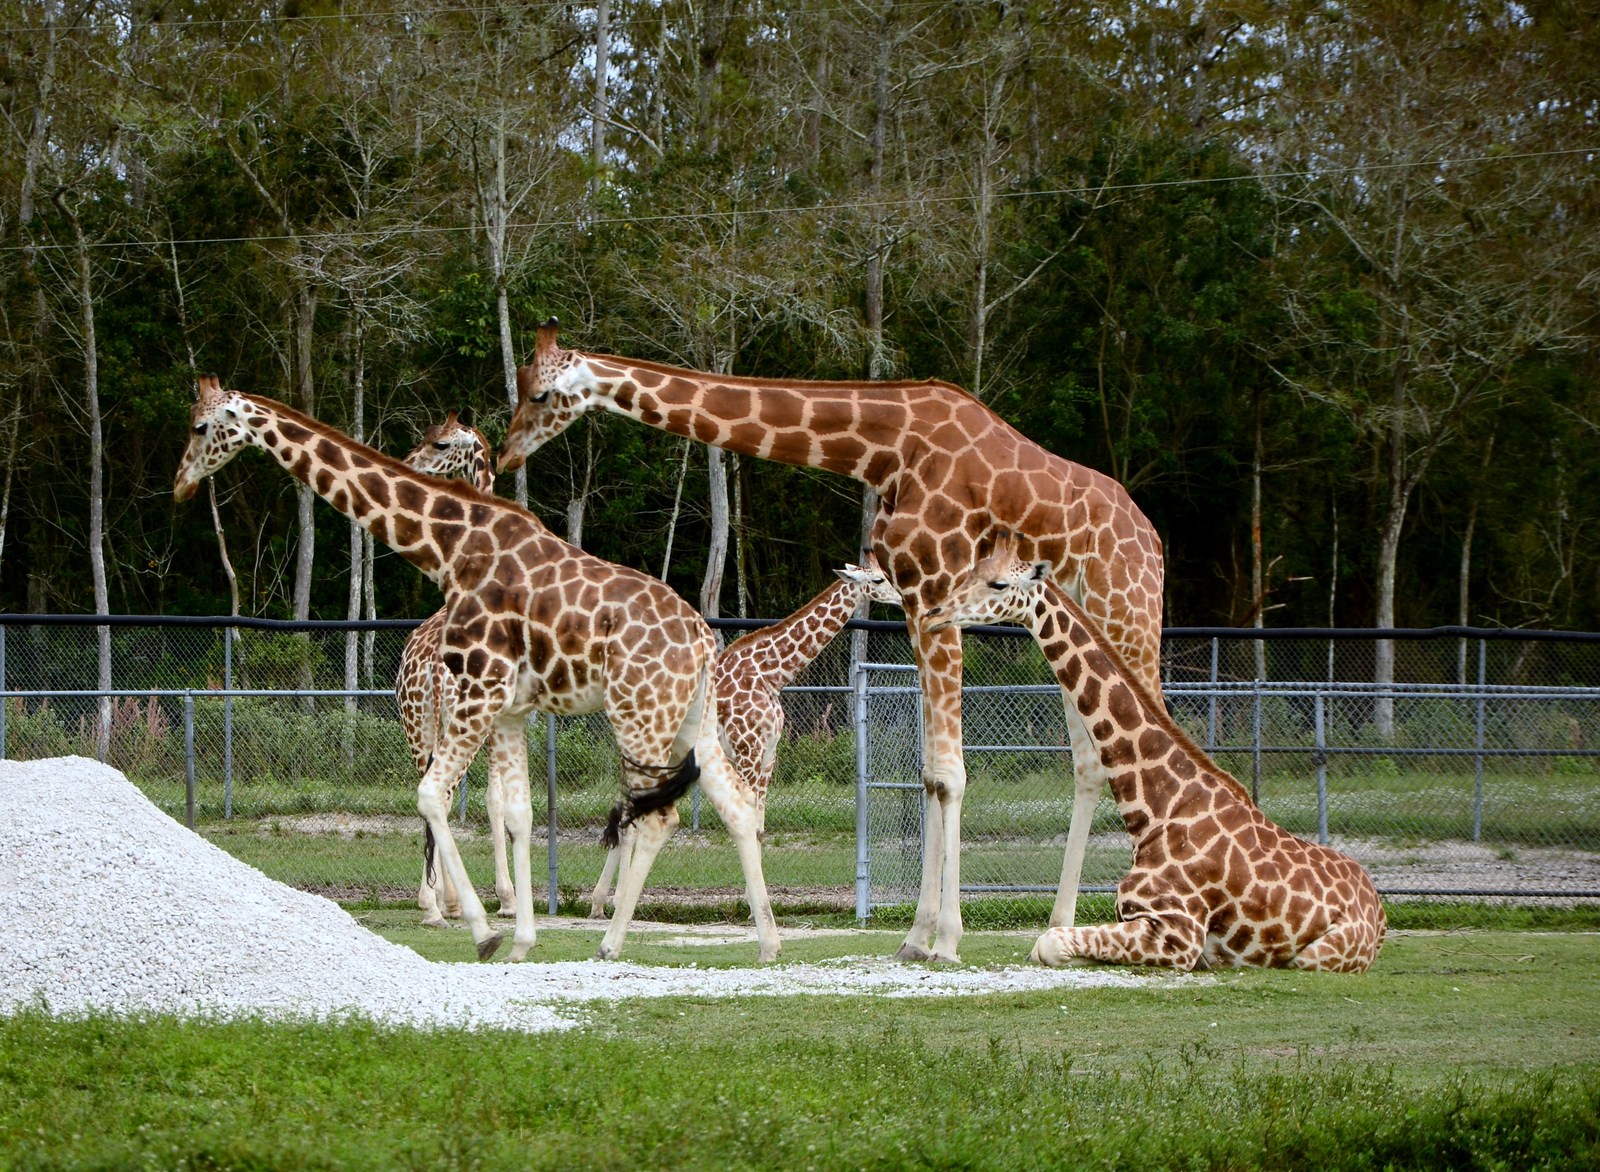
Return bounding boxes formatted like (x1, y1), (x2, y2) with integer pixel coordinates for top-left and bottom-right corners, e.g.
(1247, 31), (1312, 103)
(535, 317), (561, 356)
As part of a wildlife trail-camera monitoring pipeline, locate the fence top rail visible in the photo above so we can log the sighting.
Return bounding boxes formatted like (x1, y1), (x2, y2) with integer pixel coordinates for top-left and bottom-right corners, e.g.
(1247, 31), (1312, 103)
(4, 614), (1600, 643)
(0, 688), (397, 700)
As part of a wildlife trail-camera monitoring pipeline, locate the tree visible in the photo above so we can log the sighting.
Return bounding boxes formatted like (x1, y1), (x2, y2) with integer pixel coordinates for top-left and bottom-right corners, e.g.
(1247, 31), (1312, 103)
(1264, 0), (1600, 731)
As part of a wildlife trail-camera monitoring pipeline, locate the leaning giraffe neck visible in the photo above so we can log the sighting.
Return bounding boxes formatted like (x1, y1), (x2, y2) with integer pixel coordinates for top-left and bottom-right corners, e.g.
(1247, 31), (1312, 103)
(723, 579), (864, 692)
(235, 393), (549, 590)
(1021, 579), (1254, 811)
(574, 351), (979, 486)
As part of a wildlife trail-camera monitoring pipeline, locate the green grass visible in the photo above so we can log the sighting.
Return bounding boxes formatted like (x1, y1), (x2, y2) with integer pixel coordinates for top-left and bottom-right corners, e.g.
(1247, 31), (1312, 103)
(2, 929), (1598, 1169)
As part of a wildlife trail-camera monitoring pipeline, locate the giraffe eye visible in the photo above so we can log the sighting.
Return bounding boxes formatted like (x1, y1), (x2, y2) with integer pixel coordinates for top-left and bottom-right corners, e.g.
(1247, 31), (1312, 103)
(193, 423), (209, 436)
(988, 580), (1007, 590)
(433, 441), (450, 450)
(531, 390), (550, 404)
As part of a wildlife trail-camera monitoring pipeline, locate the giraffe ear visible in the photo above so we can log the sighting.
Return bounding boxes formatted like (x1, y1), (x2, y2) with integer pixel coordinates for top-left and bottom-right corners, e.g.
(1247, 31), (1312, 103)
(1029, 561), (1051, 582)
(443, 409), (459, 426)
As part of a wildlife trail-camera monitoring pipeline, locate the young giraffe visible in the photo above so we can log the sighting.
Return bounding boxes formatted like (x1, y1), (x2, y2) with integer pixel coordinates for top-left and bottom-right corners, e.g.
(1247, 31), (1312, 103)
(590, 561), (902, 916)
(395, 412), (514, 927)
(926, 543), (1385, 973)
(499, 320), (1165, 962)
(174, 377), (780, 963)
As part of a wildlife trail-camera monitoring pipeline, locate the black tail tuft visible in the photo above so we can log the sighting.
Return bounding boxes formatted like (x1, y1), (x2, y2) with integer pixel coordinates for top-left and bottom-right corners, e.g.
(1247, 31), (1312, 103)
(422, 821), (437, 886)
(600, 801), (625, 850)
(611, 749), (700, 840)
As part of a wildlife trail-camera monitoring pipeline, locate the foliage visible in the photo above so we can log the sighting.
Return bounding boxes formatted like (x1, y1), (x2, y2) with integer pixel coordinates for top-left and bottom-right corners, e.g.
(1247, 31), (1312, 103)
(0, 2), (1595, 639)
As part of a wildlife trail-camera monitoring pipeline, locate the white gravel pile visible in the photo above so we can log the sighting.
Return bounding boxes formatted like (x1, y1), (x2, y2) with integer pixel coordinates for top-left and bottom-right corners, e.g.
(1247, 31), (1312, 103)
(0, 757), (1148, 1033)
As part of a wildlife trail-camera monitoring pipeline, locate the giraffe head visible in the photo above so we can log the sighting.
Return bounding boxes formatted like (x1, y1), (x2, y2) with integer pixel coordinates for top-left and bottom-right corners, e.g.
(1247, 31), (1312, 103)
(924, 534), (1051, 631)
(403, 410), (492, 488)
(174, 376), (255, 502)
(498, 318), (592, 473)
(836, 554), (903, 608)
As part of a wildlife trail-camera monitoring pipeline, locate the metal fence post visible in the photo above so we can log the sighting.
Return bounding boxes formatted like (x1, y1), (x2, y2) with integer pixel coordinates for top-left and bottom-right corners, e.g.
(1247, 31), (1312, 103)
(223, 626), (234, 820)
(547, 712), (559, 915)
(1206, 636), (1218, 755)
(853, 659), (871, 924)
(1251, 667), (1263, 804)
(184, 691), (196, 831)
(0, 624), (7, 760)
(1315, 690), (1329, 844)
(1473, 638), (1487, 842)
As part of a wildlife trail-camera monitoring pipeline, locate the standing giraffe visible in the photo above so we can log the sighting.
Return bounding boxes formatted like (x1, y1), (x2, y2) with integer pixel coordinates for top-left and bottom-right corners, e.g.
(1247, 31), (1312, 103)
(590, 561), (902, 917)
(926, 542), (1385, 972)
(499, 321), (1164, 962)
(174, 377), (780, 963)
(395, 412), (514, 927)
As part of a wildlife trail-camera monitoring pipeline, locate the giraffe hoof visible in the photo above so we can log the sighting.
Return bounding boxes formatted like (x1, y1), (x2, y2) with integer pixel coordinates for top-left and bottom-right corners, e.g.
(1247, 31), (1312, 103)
(595, 944), (621, 961)
(476, 932), (504, 961)
(894, 942), (932, 963)
(420, 915), (448, 929)
(928, 951), (961, 965)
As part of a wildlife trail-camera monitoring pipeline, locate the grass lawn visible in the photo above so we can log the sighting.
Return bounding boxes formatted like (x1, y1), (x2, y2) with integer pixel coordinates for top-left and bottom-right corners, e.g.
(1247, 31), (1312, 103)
(2, 920), (1597, 1170)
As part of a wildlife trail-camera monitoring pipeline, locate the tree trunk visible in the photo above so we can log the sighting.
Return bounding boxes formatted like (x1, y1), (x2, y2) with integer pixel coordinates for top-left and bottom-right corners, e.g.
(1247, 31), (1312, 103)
(56, 192), (111, 761)
(660, 439), (692, 581)
(1251, 389), (1266, 682)
(345, 319), (366, 718)
(700, 446), (730, 623)
(0, 404), (17, 577)
(732, 453), (747, 617)
(590, 0), (611, 202)
(1457, 436), (1494, 684)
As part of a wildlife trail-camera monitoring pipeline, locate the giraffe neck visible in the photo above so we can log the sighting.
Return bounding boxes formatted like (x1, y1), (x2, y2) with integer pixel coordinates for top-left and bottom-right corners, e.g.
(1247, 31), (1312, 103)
(237, 393), (538, 590)
(577, 352), (970, 487)
(1023, 578), (1253, 814)
(722, 579), (862, 691)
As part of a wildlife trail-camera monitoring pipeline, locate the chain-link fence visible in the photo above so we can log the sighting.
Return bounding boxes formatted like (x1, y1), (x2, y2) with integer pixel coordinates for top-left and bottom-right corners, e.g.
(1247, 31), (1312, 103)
(3, 616), (1598, 928)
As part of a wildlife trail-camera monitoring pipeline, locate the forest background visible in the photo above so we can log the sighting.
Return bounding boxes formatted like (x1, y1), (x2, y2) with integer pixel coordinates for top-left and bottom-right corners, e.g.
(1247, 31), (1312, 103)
(0, 0), (1596, 642)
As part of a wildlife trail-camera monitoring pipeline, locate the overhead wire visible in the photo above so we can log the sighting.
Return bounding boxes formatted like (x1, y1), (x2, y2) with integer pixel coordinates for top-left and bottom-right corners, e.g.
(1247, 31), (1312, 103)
(1, 144), (1591, 255)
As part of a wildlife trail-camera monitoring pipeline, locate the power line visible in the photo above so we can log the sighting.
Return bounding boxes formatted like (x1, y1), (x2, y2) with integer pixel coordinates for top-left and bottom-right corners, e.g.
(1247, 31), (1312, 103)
(3, 145), (1591, 256)
(0, 0), (954, 40)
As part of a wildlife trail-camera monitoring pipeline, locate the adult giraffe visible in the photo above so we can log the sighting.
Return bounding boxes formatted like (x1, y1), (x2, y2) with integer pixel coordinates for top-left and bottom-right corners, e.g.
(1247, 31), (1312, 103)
(175, 376), (780, 964)
(498, 321), (1164, 962)
(396, 412), (513, 927)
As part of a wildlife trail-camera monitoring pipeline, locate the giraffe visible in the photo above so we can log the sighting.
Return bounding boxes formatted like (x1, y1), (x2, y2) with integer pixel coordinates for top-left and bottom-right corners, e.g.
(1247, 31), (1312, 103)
(394, 412), (514, 927)
(589, 561), (902, 917)
(174, 377), (780, 963)
(925, 541), (1385, 973)
(498, 320), (1165, 962)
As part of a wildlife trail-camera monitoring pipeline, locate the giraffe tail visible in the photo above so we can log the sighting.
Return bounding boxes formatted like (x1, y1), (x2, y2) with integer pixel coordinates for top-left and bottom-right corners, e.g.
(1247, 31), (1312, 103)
(610, 749), (700, 844)
(604, 652), (712, 845)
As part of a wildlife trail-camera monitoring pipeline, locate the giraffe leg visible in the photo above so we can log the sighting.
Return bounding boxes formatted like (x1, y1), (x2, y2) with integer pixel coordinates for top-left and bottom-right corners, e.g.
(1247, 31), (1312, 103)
(484, 734), (517, 917)
(589, 825), (634, 919)
(1050, 713), (1110, 929)
(417, 843), (463, 927)
(896, 789), (945, 962)
(897, 622), (966, 963)
(1030, 913), (1205, 971)
(597, 805), (678, 960)
(694, 736), (781, 963)
(489, 721), (538, 962)
(417, 733), (501, 961)
(1289, 917), (1382, 973)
